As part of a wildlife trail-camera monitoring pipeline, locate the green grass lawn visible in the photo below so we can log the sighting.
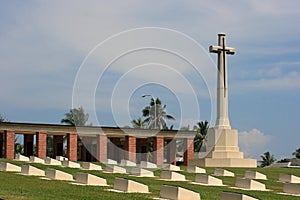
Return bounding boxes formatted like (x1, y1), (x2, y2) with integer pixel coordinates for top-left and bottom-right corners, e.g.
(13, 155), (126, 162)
(0, 159), (300, 200)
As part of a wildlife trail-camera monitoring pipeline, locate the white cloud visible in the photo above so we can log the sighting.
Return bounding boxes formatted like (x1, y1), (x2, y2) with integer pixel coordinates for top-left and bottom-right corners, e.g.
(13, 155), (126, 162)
(239, 128), (272, 159)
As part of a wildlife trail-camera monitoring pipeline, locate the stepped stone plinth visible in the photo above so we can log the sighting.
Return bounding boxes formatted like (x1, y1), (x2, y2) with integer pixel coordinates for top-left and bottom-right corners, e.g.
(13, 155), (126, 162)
(15, 154), (29, 162)
(195, 174), (223, 185)
(120, 159), (136, 167)
(45, 168), (73, 181)
(130, 168), (154, 177)
(21, 165), (45, 176)
(160, 185), (200, 200)
(279, 174), (300, 183)
(62, 160), (80, 168)
(220, 192), (259, 200)
(235, 178), (266, 190)
(140, 161), (157, 169)
(81, 162), (102, 170)
(29, 156), (45, 164)
(283, 183), (300, 195)
(56, 156), (68, 161)
(244, 171), (267, 180)
(103, 159), (118, 165)
(75, 172), (107, 186)
(105, 165), (126, 174)
(160, 171), (186, 181)
(0, 162), (21, 172)
(44, 157), (62, 166)
(187, 166), (206, 174)
(214, 168), (234, 177)
(113, 177), (149, 193)
(162, 164), (181, 171)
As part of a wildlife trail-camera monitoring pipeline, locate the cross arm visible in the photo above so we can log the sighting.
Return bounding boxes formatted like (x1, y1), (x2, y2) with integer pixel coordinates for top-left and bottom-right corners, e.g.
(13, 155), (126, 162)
(209, 45), (220, 53)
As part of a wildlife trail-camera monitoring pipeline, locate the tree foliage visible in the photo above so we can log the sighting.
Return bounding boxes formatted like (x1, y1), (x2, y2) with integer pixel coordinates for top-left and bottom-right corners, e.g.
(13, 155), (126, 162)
(293, 148), (300, 159)
(61, 106), (91, 126)
(193, 121), (209, 152)
(142, 98), (175, 129)
(260, 151), (276, 167)
(131, 117), (145, 129)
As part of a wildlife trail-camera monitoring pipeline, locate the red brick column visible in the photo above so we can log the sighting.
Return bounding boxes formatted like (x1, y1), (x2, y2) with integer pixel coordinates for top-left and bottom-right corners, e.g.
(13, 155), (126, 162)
(36, 132), (47, 159)
(4, 130), (15, 159)
(24, 134), (34, 156)
(167, 139), (177, 165)
(125, 135), (136, 162)
(53, 135), (64, 157)
(153, 136), (164, 165)
(96, 134), (107, 162)
(183, 138), (194, 166)
(0, 133), (3, 158)
(67, 133), (77, 161)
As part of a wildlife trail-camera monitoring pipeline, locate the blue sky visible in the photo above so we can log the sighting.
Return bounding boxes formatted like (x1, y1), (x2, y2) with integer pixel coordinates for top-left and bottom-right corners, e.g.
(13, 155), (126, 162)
(1, 1), (300, 160)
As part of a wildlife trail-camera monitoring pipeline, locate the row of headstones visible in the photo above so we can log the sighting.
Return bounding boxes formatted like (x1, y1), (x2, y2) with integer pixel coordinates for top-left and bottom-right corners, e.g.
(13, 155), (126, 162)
(12, 155), (300, 197)
(0, 162), (256, 200)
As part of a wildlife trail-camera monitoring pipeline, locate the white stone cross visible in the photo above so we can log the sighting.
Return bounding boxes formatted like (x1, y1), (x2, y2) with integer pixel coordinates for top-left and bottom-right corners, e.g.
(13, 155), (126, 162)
(209, 33), (235, 129)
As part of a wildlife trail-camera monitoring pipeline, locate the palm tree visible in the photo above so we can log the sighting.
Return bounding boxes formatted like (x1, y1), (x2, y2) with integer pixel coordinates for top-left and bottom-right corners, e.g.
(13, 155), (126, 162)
(142, 98), (175, 129)
(293, 148), (300, 159)
(193, 121), (209, 152)
(61, 106), (91, 126)
(260, 152), (276, 167)
(131, 117), (145, 129)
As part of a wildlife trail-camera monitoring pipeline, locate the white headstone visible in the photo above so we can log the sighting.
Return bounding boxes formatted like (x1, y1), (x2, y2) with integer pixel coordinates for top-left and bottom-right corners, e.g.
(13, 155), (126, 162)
(103, 159), (118, 165)
(214, 168), (234, 177)
(15, 154), (30, 162)
(195, 174), (223, 185)
(140, 161), (157, 169)
(244, 171), (267, 180)
(44, 157), (62, 166)
(160, 185), (200, 200)
(29, 156), (45, 164)
(0, 162), (21, 172)
(279, 174), (300, 183)
(162, 164), (181, 171)
(21, 165), (45, 176)
(81, 162), (102, 171)
(220, 192), (259, 200)
(160, 171), (186, 181)
(75, 172), (107, 186)
(105, 165), (127, 174)
(283, 183), (300, 195)
(187, 166), (206, 174)
(130, 168), (154, 177)
(235, 178), (266, 190)
(113, 177), (149, 193)
(62, 160), (81, 168)
(120, 159), (136, 167)
(45, 168), (73, 181)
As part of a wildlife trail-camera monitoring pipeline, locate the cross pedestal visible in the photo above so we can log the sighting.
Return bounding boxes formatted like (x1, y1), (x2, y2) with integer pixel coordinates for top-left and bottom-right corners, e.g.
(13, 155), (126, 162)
(190, 33), (256, 168)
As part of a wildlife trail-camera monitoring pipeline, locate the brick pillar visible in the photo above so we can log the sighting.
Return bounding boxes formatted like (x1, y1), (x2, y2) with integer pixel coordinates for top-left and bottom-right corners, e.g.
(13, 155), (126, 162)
(36, 132), (47, 159)
(67, 133), (77, 161)
(4, 130), (15, 159)
(0, 133), (3, 158)
(183, 138), (194, 166)
(125, 135), (136, 162)
(167, 139), (177, 165)
(53, 135), (64, 157)
(24, 134), (34, 156)
(153, 136), (164, 165)
(96, 134), (107, 162)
